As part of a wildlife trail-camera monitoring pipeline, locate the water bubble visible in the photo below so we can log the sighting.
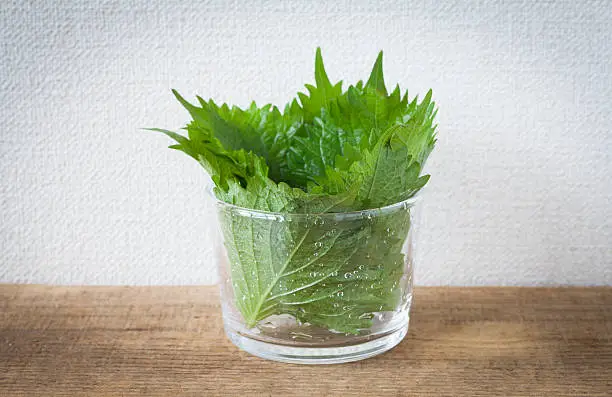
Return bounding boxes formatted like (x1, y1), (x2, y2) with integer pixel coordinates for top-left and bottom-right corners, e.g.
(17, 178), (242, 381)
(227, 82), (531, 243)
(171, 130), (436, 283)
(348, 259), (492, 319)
(336, 291), (344, 297)
(314, 241), (322, 248)
(344, 272), (352, 279)
(337, 283), (342, 288)
(313, 252), (319, 257)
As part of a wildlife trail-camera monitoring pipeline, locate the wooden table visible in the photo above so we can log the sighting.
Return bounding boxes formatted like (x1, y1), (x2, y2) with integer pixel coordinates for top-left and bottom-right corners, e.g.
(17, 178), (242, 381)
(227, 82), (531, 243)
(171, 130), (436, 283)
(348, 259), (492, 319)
(1, 285), (611, 396)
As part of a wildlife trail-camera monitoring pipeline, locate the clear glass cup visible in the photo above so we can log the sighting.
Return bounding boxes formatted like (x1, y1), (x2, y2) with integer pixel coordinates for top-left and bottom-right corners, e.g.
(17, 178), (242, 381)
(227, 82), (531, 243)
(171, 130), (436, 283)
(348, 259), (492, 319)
(211, 192), (418, 364)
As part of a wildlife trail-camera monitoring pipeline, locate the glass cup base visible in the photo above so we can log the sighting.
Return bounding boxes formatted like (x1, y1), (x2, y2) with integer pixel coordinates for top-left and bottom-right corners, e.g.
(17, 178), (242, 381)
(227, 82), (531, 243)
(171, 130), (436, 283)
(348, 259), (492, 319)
(225, 315), (409, 365)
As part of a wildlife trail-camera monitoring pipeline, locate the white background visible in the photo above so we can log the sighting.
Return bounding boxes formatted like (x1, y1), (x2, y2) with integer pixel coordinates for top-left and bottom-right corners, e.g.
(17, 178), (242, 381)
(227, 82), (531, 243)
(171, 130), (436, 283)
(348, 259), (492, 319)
(1, 0), (610, 285)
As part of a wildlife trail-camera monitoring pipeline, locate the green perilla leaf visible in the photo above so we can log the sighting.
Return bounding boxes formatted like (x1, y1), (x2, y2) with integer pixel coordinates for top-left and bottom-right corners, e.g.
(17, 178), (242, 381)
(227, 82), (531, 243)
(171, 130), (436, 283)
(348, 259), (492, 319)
(151, 48), (438, 334)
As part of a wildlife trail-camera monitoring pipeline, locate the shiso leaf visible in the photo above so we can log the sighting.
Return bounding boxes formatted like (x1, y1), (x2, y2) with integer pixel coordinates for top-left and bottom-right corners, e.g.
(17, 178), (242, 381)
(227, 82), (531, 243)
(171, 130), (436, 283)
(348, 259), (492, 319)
(152, 48), (437, 333)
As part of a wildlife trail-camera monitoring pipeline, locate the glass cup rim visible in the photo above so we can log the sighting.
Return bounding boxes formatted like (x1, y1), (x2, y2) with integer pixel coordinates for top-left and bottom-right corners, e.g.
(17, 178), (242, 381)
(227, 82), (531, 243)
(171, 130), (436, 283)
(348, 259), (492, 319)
(206, 184), (421, 221)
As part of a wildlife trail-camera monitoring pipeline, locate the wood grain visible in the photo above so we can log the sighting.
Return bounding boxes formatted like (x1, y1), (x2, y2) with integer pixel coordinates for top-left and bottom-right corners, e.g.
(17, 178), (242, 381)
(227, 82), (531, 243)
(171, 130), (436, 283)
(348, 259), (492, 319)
(1, 285), (611, 396)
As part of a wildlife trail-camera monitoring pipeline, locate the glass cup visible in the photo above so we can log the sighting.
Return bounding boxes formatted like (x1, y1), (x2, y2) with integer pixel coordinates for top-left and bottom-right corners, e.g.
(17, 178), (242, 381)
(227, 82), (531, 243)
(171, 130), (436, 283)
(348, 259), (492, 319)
(211, 192), (418, 364)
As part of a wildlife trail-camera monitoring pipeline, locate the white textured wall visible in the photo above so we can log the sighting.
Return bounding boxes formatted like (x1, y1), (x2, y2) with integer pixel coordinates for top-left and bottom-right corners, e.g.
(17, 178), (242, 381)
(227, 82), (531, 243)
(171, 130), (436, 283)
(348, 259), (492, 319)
(1, 0), (611, 286)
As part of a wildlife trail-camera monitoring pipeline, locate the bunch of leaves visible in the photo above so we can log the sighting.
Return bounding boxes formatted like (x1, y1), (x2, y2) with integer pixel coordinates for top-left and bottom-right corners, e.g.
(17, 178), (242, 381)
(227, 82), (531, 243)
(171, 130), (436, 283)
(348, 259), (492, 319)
(152, 48), (437, 333)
